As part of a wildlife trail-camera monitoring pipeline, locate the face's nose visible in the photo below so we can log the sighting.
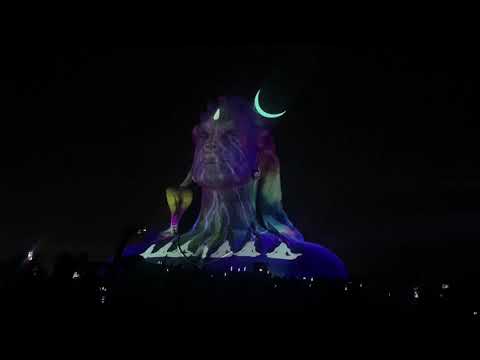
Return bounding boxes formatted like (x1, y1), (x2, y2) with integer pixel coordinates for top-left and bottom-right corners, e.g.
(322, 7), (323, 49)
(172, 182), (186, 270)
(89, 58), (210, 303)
(204, 140), (217, 153)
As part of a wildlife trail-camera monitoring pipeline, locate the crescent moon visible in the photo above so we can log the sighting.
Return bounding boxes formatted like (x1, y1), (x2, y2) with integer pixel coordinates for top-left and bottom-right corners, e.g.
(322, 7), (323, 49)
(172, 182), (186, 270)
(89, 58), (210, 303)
(254, 89), (286, 119)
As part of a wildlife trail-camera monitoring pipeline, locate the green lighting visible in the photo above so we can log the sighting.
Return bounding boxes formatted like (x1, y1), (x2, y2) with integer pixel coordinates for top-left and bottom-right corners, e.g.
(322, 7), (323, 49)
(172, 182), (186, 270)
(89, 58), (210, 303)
(254, 89), (286, 119)
(213, 108), (220, 121)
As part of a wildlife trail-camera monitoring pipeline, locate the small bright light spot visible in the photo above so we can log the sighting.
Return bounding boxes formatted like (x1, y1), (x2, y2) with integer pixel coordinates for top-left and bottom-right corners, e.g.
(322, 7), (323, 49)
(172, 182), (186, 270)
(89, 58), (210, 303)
(166, 268), (169, 272)
(237, 268), (241, 272)
(224, 272), (227, 277)
(213, 108), (220, 121)
(387, 292), (391, 297)
(259, 268), (263, 272)
(243, 266), (247, 272)
(72, 272), (80, 279)
(474, 312), (478, 316)
(27, 251), (34, 261)
(344, 285), (348, 292)
(274, 284), (277, 288)
(442, 283), (450, 290)
(309, 284), (312, 288)
(359, 282), (363, 288)
(230, 266), (233, 272)
(100, 296), (106, 304)
(302, 277), (307, 281)
(310, 277), (314, 282)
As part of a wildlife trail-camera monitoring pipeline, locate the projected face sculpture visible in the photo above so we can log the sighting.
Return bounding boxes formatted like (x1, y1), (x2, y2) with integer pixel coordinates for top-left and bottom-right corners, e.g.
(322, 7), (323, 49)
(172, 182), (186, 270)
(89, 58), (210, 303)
(191, 98), (258, 190)
(134, 95), (348, 280)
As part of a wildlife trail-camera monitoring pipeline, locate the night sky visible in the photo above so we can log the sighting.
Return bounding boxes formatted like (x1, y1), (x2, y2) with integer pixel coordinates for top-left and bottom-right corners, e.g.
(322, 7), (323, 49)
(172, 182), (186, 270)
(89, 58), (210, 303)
(1, 45), (477, 280)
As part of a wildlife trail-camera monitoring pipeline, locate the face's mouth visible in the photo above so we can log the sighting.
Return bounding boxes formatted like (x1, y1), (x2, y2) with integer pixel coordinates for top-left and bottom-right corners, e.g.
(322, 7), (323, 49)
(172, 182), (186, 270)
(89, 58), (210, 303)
(202, 154), (219, 165)
(203, 159), (217, 166)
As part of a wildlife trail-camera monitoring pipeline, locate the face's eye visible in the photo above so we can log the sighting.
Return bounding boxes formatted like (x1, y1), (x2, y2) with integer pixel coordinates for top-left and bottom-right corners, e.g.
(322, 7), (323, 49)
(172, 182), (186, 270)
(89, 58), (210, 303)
(198, 130), (209, 140)
(223, 130), (237, 139)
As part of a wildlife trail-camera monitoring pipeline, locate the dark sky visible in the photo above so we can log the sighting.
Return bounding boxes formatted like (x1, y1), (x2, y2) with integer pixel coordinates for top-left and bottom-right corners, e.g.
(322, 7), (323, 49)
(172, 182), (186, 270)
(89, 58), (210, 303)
(0, 45), (477, 280)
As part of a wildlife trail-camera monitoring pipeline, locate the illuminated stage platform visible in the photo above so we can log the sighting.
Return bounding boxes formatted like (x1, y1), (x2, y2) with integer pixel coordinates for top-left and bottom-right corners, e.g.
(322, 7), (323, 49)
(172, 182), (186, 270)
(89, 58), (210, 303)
(125, 236), (347, 280)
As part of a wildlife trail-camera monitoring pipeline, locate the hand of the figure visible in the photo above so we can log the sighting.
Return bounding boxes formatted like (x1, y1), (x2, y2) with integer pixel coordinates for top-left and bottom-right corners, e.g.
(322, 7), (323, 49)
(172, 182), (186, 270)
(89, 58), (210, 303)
(166, 186), (193, 232)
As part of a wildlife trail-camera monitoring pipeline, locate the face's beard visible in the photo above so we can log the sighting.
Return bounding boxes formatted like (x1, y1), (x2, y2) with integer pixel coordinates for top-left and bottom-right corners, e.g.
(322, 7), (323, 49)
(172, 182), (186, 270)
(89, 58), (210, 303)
(193, 141), (253, 189)
(193, 157), (252, 189)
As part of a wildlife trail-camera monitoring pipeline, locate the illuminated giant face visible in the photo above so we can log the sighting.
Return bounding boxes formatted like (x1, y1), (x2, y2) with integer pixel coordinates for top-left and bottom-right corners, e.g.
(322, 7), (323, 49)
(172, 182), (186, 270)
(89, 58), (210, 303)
(192, 99), (259, 189)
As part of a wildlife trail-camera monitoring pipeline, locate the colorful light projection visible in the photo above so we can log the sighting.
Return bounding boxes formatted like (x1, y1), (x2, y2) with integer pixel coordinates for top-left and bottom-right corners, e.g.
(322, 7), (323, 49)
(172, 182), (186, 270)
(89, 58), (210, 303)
(127, 93), (347, 279)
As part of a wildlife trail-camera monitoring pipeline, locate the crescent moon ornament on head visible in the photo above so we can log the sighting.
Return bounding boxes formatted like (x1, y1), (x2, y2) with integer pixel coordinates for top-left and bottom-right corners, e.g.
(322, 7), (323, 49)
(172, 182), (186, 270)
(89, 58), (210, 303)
(254, 89), (287, 119)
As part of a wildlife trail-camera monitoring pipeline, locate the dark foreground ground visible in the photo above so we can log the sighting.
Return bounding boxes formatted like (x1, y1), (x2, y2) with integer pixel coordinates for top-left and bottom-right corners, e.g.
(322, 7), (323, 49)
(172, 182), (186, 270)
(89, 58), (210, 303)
(1, 254), (479, 322)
